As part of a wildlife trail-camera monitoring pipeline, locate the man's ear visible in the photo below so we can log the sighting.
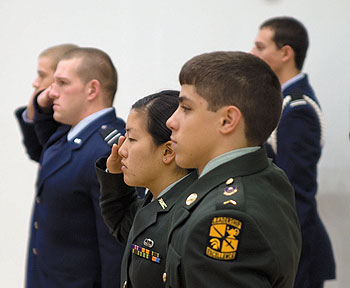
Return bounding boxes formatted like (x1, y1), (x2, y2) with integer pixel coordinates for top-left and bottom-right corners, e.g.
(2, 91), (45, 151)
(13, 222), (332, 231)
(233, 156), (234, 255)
(281, 45), (295, 63)
(162, 141), (175, 164)
(219, 106), (241, 135)
(87, 79), (101, 101)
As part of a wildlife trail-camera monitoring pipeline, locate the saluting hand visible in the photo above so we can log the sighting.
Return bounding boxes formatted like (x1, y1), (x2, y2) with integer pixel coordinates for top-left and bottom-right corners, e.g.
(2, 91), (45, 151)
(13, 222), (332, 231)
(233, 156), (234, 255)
(26, 89), (39, 120)
(37, 86), (54, 112)
(106, 136), (126, 174)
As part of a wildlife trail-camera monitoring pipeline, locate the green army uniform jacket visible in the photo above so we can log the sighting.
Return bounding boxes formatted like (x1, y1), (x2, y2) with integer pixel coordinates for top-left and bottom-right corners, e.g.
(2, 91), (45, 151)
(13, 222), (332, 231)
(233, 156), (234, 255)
(95, 157), (198, 288)
(164, 147), (302, 288)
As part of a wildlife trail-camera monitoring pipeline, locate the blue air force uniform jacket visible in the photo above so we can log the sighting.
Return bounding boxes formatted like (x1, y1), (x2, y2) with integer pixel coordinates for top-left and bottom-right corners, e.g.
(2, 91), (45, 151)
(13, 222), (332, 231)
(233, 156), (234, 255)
(164, 147), (301, 288)
(265, 74), (336, 286)
(95, 158), (198, 288)
(16, 103), (126, 288)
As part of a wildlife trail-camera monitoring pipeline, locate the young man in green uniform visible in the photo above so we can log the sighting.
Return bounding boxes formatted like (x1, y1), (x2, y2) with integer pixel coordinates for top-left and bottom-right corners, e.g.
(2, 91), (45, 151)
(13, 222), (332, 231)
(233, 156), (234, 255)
(165, 51), (302, 288)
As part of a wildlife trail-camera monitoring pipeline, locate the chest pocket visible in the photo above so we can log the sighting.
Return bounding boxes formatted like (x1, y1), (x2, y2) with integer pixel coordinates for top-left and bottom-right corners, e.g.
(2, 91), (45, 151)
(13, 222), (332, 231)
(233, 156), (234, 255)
(165, 244), (182, 288)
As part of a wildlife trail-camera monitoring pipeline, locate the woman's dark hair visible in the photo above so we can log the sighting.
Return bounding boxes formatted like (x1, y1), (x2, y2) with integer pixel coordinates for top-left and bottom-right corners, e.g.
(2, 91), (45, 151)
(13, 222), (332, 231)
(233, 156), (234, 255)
(131, 90), (179, 146)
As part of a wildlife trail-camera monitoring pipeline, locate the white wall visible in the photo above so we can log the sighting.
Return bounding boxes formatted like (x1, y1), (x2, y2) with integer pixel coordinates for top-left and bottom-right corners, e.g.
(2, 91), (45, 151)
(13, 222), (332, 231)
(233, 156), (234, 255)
(0, 0), (349, 287)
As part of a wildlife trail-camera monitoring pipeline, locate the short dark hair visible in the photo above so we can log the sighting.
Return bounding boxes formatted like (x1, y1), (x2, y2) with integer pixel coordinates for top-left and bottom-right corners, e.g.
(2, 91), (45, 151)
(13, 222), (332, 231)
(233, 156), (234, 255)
(132, 90), (180, 146)
(179, 51), (282, 145)
(60, 47), (118, 106)
(260, 16), (309, 70)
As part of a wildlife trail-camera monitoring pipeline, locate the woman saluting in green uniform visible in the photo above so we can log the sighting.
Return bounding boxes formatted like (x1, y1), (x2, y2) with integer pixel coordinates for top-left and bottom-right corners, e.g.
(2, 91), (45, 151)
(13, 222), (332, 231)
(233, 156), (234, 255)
(95, 90), (196, 288)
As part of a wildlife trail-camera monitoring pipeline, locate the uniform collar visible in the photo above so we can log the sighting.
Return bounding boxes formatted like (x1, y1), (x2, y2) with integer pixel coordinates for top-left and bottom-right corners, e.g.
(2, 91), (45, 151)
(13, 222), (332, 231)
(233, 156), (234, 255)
(152, 173), (192, 201)
(200, 146), (260, 178)
(281, 73), (305, 92)
(67, 107), (114, 141)
(129, 170), (197, 242)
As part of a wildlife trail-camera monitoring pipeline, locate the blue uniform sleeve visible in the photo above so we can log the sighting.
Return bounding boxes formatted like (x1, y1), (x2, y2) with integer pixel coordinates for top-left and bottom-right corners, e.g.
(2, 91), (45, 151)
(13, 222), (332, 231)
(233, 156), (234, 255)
(14, 106), (43, 162)
(275, 105), (321, 224)
(32, 95), (60, 147)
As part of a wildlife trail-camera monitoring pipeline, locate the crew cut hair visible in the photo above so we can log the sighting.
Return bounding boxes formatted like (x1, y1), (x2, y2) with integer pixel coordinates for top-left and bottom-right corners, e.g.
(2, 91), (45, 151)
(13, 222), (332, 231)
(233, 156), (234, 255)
(61, 47), (118, 106)
(39, 43), (78, 70)
(179, 51), (282, 145)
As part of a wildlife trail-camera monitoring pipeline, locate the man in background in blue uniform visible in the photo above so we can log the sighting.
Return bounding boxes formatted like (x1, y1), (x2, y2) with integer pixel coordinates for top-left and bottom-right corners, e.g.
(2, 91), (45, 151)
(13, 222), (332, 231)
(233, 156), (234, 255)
(251, 16), (336, 288)
(15, 47), (125, 288)
(15, 44), (78, 161)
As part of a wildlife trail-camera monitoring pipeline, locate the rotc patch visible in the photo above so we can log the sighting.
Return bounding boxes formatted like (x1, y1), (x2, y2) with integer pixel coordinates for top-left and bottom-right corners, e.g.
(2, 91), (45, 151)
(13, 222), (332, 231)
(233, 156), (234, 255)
(205, 216), (242, 261)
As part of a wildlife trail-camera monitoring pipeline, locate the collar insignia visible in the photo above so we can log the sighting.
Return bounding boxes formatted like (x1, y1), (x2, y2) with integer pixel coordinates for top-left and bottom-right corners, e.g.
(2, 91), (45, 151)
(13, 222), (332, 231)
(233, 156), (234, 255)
(74, 138), (82, 144)
(158, 198), (167, 209)
(186, 193), (198, 206)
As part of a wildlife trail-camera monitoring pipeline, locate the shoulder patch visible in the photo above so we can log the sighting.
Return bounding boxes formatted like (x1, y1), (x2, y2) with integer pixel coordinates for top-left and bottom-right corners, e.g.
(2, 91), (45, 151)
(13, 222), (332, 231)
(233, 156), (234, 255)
(99, 124), (122, 146)
(206, 216), (242, 260)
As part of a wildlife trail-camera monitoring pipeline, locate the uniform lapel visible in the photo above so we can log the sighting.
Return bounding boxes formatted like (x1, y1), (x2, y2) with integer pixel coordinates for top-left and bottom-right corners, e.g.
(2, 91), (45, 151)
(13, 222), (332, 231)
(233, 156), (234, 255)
(283, 74), (308, 99)
(130, 171), (197, 244)
(37, 110), (117, 193)
(37, 125), (71, 190)
(44, 125), (70, 148)
(130, 194), (158, 240)
(121, 171), (197, 285)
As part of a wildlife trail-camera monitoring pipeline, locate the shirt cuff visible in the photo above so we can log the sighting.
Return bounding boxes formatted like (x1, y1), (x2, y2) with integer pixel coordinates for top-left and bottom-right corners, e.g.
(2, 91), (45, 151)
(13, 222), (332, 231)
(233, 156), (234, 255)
(22, 109), (34, 124)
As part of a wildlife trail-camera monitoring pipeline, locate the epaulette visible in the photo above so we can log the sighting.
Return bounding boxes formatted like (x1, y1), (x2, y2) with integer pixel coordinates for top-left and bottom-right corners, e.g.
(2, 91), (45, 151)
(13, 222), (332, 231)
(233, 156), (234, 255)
(267, 86), (325, 153)
(285, 89), (325, 146)
(215, 176), (246, 211)
(99, 124), (122, 146)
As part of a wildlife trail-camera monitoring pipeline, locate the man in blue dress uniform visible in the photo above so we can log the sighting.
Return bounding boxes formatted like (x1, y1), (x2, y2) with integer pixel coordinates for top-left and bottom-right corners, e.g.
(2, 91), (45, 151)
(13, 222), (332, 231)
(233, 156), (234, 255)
(251, 16), (336, 288)
(16, 47), (125, 288)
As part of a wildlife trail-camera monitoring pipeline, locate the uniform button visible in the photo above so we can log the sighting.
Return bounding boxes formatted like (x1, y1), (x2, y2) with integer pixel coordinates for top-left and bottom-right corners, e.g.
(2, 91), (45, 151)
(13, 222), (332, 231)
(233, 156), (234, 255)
(32, 248), (38, 255)
(122, 280), (127, 288)
(163, 272), (167, 283)
(36, 197), (41, 204)
(34, 221), (39, 230)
